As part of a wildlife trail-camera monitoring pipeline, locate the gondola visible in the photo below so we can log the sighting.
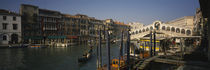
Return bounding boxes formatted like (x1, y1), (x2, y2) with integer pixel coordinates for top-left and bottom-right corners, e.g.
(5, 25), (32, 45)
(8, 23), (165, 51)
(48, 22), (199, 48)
(78, 47), (93, 63)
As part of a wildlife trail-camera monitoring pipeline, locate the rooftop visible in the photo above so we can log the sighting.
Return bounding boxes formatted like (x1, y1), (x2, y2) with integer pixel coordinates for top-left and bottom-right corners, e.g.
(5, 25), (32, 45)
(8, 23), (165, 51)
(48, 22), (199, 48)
(0, 9), (20, 16)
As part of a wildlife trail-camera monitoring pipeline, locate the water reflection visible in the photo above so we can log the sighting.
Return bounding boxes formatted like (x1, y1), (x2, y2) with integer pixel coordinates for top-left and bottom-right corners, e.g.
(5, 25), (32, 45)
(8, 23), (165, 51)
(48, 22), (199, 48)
(0, 49), (25, 70)
(0, 44), (121, 70)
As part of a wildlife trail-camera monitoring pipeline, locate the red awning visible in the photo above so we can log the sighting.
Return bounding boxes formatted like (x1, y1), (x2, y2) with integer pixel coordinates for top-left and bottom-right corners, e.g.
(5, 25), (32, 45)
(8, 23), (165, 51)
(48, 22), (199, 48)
(67, 35), (78, 39)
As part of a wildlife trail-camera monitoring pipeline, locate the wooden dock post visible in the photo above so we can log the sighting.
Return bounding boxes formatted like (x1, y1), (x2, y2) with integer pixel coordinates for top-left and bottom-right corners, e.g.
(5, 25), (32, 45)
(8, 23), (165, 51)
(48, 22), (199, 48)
(96, 37), (99, 69)
(99, 30), (102, 68)
(153, 30), (156, 56)
(126, 30), (130, 70)
(106, 31), (111, 70)
(150, 31), (153, 57)
(119, 31), (123, 69)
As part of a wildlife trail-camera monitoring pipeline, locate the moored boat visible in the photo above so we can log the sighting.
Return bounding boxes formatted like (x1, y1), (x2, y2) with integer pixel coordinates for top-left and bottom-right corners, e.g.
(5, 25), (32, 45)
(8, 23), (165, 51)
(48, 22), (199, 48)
(8, 44), (28, 48)
(78, 52), (92, 63)
(97, 57), (128, 70)
(29, 44), (47, 48)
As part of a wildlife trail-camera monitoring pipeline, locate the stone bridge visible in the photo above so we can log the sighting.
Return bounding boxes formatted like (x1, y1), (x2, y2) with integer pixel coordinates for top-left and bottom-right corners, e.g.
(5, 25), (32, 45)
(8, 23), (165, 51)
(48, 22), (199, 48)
(130, 21), (193, 40)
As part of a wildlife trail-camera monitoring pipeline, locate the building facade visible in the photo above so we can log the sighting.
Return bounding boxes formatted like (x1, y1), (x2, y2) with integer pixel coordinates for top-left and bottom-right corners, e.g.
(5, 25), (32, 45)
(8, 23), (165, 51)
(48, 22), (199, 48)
(128, 22), (144, 31)
(104, 19), (129, 40)
(62, 14), (80, 45)
(20, 4), (65, 46)
(20, 4), (41, 44)
(0, 9), (21, 45)
(193, 8), (208, 36)
(166, 16), (194, 29)
(89, 18), (105, 41)
(20, 4), (109, 46)
(128, 22), (144, 37)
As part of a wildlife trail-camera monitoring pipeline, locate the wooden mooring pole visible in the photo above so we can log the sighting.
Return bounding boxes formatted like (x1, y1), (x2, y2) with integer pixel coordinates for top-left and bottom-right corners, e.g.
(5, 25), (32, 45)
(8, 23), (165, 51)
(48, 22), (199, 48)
(126, 30), (130, 70)
(99, 30), (102, 68)
(150, 31), (153, 57)
(153, 30), (156, 56)
(106, 31), (111, 70)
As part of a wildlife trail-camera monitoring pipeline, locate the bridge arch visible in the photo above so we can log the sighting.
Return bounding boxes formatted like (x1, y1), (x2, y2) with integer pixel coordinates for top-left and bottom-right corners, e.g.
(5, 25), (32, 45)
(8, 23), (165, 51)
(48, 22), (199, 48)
(186, 30), (191, 36)
(136, 31), (138, 34)
(143, 29), (145, 32)
(171, 27), (175, 32)
(153, 20), (162, 30)
(150, 26), (153, 30)
(176, 28), (180, 33)
(132, 32), (135, 35)
(162, 26), (166, 30)
(166, 26), (170, 31)
(181, 29), (185, 34)
(146, 27), (149, 31)
(139, 30), (141, 33)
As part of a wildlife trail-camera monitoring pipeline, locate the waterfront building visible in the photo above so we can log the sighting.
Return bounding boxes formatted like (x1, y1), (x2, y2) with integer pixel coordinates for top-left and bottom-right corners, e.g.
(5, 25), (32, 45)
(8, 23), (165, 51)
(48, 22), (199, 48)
(0, 9), (21, 45)
(165, 16), (194, 29)
(128, 22), (144, 31)
(193, 8), (207, 36)
(128, 22), (144, 35)
(20, 4), (42, 44)
(113, 21), (129, 39)
(62, 14), (105, 45)
(104, 19), (129, 40)
(20, 4), (108, 46)
(104, 19), (115, 34)
(20, 4), (65, 46)
(75, 14), (91, 43)
(198, 0), (210, 61)
(62, 14), (80, 45)
(89, 18), (105, 41)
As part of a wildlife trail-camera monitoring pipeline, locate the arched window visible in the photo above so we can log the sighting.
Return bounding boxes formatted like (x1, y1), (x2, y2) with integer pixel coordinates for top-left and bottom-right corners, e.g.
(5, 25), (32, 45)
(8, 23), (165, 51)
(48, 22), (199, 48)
(167, 27), (170, 31)
(171, 27), (175, 32)
(143, 29), (145, 32)
(154, 22), (160, 30)
(136, 31), (138, 34)
(146, 28), (149, 31)
(162, 26), (165, 30)
(181, 29), (185, 34)
(132, 32), (135, 35)
(150, 26), (153, 30)
(3, 35), (7, 40)
(139, 30), (141, 33)
(176, 28), (180, 33)
(186, 30), (191, 35)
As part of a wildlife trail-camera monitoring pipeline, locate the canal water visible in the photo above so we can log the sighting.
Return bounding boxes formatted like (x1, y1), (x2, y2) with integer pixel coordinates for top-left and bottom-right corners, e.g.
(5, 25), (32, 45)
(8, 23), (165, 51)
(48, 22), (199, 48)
(0, 43), (123, 70)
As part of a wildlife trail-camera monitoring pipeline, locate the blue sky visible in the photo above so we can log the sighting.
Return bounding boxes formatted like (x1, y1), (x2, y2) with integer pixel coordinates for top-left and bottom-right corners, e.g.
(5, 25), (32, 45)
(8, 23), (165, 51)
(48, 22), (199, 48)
(0, 0), (200, 24)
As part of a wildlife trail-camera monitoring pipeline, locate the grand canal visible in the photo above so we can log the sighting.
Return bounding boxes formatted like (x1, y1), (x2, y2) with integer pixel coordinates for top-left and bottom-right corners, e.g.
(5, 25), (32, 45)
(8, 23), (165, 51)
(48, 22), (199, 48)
(0, 43), (123, 70)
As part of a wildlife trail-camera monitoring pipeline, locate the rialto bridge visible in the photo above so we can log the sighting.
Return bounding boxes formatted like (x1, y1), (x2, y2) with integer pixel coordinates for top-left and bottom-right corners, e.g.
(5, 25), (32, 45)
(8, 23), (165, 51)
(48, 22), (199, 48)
(130, 21), (193, 40)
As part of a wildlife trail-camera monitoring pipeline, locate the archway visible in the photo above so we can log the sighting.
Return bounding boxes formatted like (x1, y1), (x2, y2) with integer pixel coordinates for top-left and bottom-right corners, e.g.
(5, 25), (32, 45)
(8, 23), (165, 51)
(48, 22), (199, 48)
(136, 31), (138, 34)
(154, 22), (160, 30)
(186, 30), (191, 36)
(132, 32), (135, 35)
(167, 27), (170, 31)
(146, 28), (149, 31)
(171, 27), (175, 32)
(143, 29), (145, 32)
(150, 26), (153, 30)
(139, 30), (141, 33)
(162, 26), (165, 30)
(176, 28), (180, 33)
(181, 29), (185, 34)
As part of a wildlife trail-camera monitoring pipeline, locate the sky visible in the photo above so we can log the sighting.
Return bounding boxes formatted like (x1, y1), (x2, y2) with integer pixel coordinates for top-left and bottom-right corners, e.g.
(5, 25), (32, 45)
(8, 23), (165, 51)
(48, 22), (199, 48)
(0, 0), (200, 24)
